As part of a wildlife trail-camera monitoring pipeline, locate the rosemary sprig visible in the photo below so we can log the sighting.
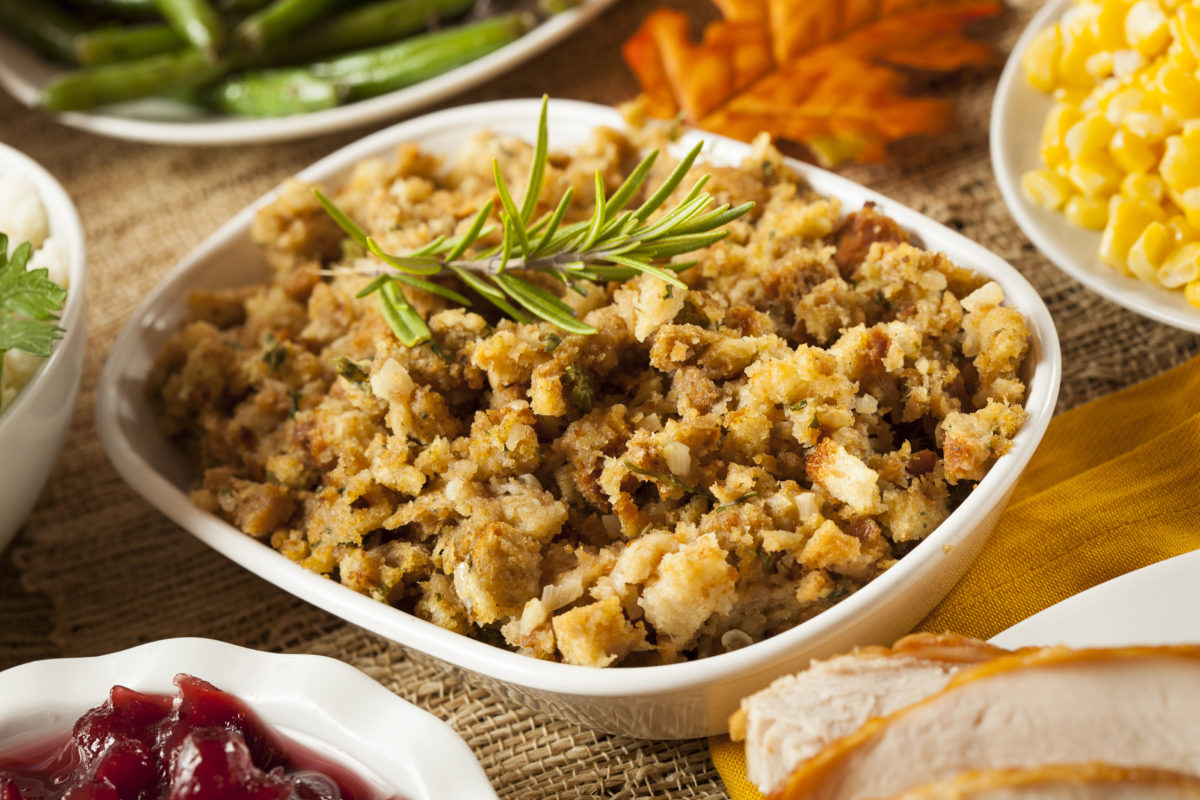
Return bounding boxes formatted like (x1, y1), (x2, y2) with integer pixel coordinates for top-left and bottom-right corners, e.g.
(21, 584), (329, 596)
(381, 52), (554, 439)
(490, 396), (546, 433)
(315, 96), (754, 345)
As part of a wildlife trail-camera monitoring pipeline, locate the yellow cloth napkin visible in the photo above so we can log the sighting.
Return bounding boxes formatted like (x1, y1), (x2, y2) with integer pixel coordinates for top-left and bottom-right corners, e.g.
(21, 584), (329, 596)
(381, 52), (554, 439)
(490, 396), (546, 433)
(711, 353), (1200, 800)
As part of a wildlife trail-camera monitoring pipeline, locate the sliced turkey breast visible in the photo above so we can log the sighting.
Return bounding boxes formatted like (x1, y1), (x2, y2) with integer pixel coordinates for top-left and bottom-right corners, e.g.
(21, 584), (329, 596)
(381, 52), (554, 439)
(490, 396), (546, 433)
(884, 763), (1200, 799)
(771, 646), (1200, 800)
(731, 633), (1006, 795)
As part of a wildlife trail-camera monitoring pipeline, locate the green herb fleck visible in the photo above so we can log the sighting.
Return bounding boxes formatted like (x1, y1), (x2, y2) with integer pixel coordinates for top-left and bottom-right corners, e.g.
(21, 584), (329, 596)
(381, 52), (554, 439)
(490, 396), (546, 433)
(663, 284), (674, 300)
(261, 332), (286, 371)
(289, 390), (301, 418)
(809, 414), (821, 430)
(427, 341), (452, 362)
(757, 548), (773, 572)
(789, 399), (808, 411)
(715, 491), (759, 512)
(563, 364), (594, 414)
(826, 585), (851, 603)
(332, 355), (369, 384)
(544, 333), (563, 353)
(624, 461), (716, 501)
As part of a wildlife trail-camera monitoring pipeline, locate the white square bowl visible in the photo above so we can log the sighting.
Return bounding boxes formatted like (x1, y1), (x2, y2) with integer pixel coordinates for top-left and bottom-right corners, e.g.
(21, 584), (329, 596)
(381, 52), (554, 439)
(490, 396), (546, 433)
(95, 98), (1061, 740)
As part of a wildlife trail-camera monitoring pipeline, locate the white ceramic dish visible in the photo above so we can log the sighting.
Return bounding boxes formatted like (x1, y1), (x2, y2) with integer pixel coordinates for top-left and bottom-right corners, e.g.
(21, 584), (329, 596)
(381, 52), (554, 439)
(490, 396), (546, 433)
(0, 0), (617, 147)
(992, 549), (1200, 649)
(95, 98), (1062, 739)
(991, 0), (1200, 333)
(0, 637), (498, 800)
(0, 142), (86, 552)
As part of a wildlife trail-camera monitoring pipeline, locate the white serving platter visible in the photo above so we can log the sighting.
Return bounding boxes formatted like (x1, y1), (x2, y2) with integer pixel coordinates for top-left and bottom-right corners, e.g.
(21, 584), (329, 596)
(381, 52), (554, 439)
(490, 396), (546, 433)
(991, 0), (1200, 333)
(991, 549), (1200, 649)
(95, 98), (1061, 739)
(0, 0), (618, 146)
(0, 638), (499, 800)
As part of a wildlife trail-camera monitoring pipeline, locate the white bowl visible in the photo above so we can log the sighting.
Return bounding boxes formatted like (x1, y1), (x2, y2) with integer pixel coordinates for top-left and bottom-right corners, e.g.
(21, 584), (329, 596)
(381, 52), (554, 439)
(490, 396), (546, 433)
(0, 637), (498, 800)
(0, 143), (86, 552)
(991, 0), (1200, 333)
(95, 99), (1062, 739)
(0, 0), (617, 147)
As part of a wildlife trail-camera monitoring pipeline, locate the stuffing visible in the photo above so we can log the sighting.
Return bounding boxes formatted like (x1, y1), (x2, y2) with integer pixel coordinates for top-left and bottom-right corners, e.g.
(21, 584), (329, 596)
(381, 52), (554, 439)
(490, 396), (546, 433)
(151, 123), (1030, 666)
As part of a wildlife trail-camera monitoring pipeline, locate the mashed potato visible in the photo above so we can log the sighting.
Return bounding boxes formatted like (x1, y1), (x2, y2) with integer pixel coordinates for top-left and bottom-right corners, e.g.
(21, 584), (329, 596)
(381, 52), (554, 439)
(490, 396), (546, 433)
(0, 168), (70, 414)
(151, 125), (1030, 666)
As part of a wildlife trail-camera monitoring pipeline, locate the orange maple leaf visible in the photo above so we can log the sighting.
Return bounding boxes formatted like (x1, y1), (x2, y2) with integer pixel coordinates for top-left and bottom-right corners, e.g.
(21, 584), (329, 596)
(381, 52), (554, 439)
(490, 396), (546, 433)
(622, 0), (1002, 167)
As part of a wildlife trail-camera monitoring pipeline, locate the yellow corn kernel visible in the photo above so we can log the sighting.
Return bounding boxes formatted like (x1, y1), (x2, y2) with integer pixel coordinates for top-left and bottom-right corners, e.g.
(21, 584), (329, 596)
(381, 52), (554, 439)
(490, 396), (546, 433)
(1102, 87), (1146, 125)
(1111, 47), (1148, 79)
(1065, 194), (1110, 229)
(1125, 0), (1172, 55)
(1024, 25), (1063, 92)
(1157, 65), (1200, 119)
(1042, 104), (1085, 166)
(1123, 109), (1177, 141)
(1157, 241), (1200, 287)
(1022, 169), (1076, 210)
(1097, 0), (1132, 49)
(1168, 187), (1200, 229)
(1173, 4), (1200, 59)
(1067, 160), (1124, 197)
(1110, 129), (1159, 173)
(1065, 114), (1117, 160)
(1126, 221), (1172, 283)
(1184, 279), (1200, 308)
(1159, 130), (1200, 193)
(1100, 197), (1162, 272)
(1085, 50), (1115, 78)
(1120, 171), (1164, 203)
(1167, 213), (1199, 242)
(1059, 28), (1102, 88)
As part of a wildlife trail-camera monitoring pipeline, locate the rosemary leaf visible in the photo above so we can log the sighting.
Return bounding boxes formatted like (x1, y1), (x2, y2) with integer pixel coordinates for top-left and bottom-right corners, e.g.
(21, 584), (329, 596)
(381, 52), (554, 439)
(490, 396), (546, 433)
(444, 199), (495, 262)
(632, 140), (703, 222)
(314, 189), (368, 248)
(519, 95), (549, 223)
(366, 237), (441, 275)
(624, 461), (716, 501)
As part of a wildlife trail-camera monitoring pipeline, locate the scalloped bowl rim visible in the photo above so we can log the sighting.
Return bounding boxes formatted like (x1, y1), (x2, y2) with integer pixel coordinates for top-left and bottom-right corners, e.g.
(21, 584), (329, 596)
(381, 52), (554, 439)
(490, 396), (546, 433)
(95, 99), (1061, 710)
(0, 637), (498, 799)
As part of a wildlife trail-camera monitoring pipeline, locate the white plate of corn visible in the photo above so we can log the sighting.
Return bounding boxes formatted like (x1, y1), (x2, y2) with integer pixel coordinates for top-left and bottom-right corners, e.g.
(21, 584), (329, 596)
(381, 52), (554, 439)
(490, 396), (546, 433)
(991, 0), (1200, 332)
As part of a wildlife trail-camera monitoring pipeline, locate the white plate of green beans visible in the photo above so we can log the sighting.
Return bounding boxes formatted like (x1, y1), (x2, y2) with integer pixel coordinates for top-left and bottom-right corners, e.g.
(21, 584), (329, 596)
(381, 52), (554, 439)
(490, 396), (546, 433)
(0, 0), (618, 146)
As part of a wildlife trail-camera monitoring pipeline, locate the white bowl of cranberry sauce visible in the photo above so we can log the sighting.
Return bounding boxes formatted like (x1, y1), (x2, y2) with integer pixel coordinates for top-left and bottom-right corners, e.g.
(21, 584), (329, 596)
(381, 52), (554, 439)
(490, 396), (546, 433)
(0, 638), (498, 800)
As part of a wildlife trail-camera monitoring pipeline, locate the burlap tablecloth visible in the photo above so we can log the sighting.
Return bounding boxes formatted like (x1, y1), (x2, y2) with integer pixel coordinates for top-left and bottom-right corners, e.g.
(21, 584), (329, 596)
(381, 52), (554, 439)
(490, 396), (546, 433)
(1, 1), (1197, 797)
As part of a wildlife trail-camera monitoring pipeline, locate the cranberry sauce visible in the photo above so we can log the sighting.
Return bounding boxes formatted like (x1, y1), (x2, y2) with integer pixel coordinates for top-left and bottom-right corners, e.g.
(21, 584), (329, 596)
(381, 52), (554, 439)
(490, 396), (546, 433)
(0, 675), (397, 800)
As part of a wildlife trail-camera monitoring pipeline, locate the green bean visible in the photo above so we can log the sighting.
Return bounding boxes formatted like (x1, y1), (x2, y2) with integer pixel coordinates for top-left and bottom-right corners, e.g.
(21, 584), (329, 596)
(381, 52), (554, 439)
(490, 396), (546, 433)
(73, 23), (186, 65)
(0, 0), (83, 64)
(208, 69), (343, 115)
(234, 0), (347, 52)
(315, 12), (531, 99)
(210, 13), (528, 116)
(272, 0), (476, 64)
(40, 48), (227, 111)
(154, 0), (224, 54)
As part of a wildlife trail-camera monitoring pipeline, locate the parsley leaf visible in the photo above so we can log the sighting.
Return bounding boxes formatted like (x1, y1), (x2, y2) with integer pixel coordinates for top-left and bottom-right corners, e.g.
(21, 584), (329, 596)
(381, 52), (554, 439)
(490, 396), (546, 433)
(0, 234), (66, 361)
